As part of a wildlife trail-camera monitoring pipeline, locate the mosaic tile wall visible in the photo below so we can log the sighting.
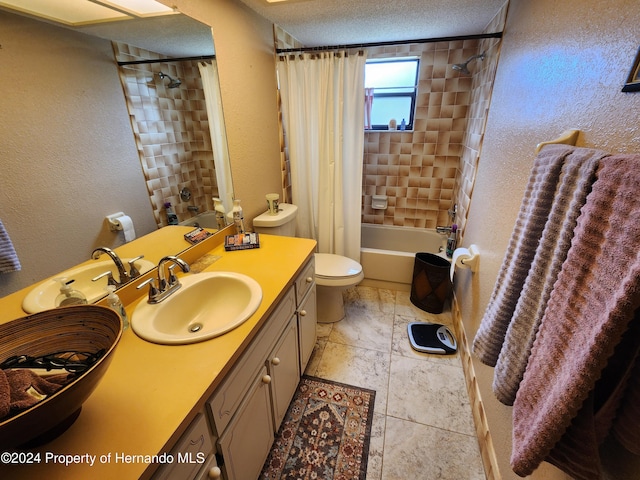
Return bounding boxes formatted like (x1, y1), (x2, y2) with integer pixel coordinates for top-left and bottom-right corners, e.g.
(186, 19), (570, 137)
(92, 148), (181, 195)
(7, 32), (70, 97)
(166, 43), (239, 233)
(113, 42), (218, 227)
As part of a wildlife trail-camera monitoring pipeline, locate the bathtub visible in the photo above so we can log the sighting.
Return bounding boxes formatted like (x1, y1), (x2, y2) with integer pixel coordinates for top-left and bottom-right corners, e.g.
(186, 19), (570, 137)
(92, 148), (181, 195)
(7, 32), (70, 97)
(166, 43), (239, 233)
(179, 211), (220, 229)
(360, 224), (447, 288)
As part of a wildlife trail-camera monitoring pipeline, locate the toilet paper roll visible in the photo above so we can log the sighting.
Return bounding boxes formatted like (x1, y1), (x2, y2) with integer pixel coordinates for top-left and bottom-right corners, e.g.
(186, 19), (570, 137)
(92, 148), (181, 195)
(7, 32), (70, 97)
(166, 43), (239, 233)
(451, 247), (472, 281)
(117, 215), (136, 242)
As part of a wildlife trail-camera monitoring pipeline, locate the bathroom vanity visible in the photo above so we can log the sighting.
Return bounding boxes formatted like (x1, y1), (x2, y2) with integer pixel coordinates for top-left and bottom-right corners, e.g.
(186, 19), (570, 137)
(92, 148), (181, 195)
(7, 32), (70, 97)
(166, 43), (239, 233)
(0, 226), (317, 479)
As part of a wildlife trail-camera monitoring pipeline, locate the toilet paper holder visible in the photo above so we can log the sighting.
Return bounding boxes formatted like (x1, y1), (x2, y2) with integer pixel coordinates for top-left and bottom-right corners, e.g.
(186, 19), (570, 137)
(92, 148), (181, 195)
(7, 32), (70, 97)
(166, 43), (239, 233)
(106, 212), (126, 232)
(458, 244), (480, 271)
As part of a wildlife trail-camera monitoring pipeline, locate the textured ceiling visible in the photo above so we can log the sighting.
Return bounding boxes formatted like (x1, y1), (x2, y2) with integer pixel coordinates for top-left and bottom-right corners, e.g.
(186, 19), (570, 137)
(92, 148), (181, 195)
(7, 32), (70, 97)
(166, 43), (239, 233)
(237, 0), (507, 47)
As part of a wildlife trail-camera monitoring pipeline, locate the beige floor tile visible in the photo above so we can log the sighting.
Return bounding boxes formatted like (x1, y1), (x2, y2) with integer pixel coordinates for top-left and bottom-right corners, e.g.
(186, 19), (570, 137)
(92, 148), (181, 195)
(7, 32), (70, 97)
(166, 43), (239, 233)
(381, 416), (485, 480)
(387, 354), (476, 436)
(315, 341), (390, 415)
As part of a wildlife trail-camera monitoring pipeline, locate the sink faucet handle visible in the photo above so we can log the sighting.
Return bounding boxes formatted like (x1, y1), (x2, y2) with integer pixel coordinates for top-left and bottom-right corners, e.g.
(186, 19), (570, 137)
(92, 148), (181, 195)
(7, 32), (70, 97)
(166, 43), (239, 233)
(137, 277), (159, 302)
(92, 270), (118, 287)
(128, 255), (145, 279)
(167, 264), (179, 287)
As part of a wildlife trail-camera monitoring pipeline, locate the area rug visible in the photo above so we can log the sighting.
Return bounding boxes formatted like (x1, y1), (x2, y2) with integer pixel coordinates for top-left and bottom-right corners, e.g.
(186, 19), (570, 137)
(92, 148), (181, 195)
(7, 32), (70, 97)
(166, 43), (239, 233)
(260, 375), (376, 480)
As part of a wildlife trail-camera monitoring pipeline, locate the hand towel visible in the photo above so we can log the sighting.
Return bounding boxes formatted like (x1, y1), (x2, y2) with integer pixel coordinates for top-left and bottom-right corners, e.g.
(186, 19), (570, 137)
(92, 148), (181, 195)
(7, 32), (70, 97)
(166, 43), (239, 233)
(0, 369), (70, 420)
(472, 144), (574, 366)
(492, 147), (607, 405)
(511, 154), (640, 479)
(0, 219), (21, 273)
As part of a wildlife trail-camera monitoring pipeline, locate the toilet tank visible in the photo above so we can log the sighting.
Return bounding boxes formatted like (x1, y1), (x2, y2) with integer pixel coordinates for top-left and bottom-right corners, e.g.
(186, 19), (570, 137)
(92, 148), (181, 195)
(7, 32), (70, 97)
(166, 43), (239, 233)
(253, 203), (298, 237)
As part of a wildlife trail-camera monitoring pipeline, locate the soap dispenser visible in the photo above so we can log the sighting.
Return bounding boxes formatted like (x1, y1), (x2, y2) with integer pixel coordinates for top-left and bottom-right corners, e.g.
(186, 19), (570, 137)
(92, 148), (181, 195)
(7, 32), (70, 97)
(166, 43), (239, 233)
(55, 278), (88, 307)
(213, 197), (227, 230)
(232, 199), (245, 234)
(105, 285), (129, 330)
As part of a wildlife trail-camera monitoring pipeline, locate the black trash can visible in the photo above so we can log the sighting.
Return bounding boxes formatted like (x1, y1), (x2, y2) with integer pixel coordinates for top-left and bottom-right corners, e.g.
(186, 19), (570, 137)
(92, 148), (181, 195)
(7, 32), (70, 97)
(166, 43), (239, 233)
(410, 253), (452, 313)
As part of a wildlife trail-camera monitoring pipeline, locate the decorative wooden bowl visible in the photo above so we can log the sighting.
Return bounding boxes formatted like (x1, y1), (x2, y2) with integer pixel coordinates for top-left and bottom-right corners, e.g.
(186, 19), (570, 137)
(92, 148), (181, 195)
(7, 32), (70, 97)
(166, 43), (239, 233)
(0, 305), (122, 449)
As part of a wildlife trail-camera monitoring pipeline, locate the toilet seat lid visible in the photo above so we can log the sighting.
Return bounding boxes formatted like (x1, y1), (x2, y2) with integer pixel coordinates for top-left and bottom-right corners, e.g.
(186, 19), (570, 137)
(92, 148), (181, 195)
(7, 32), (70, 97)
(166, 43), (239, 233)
(314, 253), (362, 279)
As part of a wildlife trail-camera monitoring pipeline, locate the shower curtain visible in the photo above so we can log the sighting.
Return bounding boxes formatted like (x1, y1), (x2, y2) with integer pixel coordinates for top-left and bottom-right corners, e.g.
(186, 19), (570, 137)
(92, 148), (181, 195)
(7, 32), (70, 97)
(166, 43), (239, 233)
(277, 51), (366, 261)
(198, 61), (233, 213)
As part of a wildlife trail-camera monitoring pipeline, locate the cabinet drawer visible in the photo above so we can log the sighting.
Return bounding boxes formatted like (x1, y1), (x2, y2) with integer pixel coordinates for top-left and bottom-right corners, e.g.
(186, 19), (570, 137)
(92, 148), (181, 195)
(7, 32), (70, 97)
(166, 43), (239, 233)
(295, 257), (315, 305)
(208, 287), (295, 435)
(152, 413), (213, 480)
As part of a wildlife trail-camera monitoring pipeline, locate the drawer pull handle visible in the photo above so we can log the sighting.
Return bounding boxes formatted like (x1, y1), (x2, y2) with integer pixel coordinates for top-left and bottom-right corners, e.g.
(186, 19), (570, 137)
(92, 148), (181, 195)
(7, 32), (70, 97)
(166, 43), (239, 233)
(306, 277), (313, 283)
(208, 466), (222, 478)
(299, 310), (307, 317)
(271, 357), (281, 365)
(262, 374), (272, 384)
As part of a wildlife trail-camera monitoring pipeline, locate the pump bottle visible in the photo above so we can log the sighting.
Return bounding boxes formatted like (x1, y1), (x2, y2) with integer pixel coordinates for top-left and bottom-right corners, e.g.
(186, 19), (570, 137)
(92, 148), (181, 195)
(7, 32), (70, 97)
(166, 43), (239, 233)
(232, 199), (245, 234)
(55, 278), (88, 307)
(213, 198), (227, 230)
(106, 285), (129, 330)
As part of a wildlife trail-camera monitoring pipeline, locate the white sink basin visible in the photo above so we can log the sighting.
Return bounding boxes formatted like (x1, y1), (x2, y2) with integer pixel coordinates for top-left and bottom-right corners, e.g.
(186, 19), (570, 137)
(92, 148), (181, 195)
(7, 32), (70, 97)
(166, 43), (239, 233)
(131, 272), (262, 345)
(22, 258), (155, 313)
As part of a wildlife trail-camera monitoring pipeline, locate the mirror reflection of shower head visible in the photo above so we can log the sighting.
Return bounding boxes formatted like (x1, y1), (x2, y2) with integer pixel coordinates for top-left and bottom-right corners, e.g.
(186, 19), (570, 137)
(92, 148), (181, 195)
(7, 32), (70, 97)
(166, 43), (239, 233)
(158, 72), (181, 88)
(452, 52), (486, 75)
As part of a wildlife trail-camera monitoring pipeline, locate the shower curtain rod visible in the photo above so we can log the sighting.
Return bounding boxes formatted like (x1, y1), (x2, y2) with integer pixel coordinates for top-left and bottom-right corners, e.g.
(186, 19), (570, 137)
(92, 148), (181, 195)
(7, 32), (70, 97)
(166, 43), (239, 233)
(275, 31), (502, 54)
(117, 54), (215, 66)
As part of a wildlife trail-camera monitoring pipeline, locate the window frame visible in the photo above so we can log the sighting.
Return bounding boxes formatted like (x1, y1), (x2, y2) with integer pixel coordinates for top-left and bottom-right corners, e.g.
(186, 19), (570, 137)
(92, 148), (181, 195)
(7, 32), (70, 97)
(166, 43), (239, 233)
(365, 57), (419, 131)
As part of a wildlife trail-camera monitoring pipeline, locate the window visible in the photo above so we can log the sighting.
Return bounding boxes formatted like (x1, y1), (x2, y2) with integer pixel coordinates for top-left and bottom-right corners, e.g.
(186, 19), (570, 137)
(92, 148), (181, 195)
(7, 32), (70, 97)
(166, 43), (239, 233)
(364, 57), (419, 130)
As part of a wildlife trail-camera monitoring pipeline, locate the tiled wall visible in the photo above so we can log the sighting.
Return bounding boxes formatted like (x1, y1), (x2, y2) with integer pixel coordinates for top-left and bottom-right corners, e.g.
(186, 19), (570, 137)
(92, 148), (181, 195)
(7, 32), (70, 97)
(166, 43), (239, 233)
(113, 42), (218, 227)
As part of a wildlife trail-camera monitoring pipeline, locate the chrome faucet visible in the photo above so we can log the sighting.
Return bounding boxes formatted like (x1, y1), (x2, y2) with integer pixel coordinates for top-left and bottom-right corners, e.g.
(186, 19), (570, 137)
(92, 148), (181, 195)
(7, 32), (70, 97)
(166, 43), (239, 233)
(91, 247), (145, 287)
(137, 255), (190, 304)
(92, 247), (130, 286)
(436, 226), (453, 234)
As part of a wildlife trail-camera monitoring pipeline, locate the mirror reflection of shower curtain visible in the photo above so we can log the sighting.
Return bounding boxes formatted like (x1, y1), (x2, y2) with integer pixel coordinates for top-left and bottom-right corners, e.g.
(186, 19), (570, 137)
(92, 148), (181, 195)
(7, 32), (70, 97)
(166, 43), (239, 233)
(198, 61), (233, 213)
(277, 51), (366, 262)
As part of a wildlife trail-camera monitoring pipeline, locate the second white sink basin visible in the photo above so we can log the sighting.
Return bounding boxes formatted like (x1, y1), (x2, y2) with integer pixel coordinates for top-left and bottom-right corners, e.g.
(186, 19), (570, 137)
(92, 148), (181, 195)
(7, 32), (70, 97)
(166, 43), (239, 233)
(22, 258), (155, 313)
(131, 272), (262, 345)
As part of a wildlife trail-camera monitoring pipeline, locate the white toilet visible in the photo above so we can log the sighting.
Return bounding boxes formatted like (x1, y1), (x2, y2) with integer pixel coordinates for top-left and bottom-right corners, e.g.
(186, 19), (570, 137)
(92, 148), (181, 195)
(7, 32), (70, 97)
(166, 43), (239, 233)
(253, 203), (364, 323)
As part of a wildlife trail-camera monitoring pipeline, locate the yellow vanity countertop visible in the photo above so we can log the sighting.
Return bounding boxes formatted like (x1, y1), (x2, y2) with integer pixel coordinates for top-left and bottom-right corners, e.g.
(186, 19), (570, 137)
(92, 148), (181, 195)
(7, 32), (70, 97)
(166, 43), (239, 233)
(0, 230), (316, 480)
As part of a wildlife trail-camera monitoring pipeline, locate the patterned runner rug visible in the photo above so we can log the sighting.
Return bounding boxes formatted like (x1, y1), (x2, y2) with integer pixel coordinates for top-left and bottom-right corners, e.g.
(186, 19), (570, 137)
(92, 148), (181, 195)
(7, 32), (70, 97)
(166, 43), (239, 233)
(261, 375), (376, 480)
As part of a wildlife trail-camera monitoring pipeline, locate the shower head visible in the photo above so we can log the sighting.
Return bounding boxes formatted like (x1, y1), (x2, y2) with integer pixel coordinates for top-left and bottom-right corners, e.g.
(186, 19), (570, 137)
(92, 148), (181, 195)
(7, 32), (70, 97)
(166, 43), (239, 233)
(158, 72), (181, 88)
(452, 52), (486, 75)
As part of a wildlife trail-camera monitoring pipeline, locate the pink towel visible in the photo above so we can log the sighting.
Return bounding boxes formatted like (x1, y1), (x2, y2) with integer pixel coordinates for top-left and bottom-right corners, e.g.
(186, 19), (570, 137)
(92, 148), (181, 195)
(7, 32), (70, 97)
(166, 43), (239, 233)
(493, 147), (606, 405)
(511, 154), (640, 479)
(473, 144), (574, 366)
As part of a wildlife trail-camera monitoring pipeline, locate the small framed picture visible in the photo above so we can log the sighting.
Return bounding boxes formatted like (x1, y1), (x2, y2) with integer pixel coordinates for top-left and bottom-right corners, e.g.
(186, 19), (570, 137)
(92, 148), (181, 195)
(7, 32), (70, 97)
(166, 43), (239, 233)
(622, 46), (640, 92)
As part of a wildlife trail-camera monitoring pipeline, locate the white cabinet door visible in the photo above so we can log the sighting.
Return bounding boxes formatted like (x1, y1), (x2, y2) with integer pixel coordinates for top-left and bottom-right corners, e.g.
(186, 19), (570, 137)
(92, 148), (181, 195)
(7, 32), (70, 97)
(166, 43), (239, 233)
(217, 366), (274, 480)
(297, 284), (317, 373)
(268, 317), (300, 430)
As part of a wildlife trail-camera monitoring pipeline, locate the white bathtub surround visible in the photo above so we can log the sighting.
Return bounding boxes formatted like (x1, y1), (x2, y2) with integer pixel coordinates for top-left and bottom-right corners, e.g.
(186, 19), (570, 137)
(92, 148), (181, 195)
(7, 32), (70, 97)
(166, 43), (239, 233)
(360, 224), (447, 290)
(277, 50), (366, 262)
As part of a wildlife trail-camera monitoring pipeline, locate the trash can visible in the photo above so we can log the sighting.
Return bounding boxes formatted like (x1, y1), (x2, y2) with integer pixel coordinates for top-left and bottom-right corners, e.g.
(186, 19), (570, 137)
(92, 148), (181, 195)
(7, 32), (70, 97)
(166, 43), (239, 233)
(410, 253), (452, 314)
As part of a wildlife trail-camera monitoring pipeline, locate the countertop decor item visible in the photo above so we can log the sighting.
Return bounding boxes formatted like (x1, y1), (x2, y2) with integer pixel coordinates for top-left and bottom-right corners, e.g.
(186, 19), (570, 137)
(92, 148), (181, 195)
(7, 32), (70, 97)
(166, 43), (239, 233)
(0, 305), (123, 449)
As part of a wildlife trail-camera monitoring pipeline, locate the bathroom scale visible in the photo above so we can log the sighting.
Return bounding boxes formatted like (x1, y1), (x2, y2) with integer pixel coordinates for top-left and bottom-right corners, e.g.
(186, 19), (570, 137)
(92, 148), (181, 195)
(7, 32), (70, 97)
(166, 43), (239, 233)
(408, 322), (457, 354)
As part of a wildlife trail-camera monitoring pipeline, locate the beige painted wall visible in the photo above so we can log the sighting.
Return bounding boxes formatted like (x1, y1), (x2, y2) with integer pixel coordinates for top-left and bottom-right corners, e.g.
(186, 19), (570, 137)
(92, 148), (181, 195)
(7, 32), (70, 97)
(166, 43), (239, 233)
(165, 0), (283, 229)
(0, 11), (157, 298)
(457, 0), (640, 478)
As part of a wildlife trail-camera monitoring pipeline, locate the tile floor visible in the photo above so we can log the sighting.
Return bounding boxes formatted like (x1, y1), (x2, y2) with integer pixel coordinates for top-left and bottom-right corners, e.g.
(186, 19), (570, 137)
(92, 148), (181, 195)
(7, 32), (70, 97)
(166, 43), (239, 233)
(304, 285), (486, 480)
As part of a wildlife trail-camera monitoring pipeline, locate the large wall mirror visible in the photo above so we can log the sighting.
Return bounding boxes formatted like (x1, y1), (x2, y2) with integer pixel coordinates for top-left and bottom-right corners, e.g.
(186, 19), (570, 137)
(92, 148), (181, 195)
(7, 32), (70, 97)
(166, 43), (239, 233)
(0, 5), (234, 300)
